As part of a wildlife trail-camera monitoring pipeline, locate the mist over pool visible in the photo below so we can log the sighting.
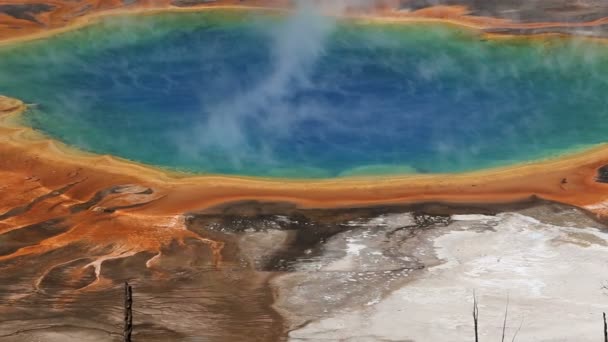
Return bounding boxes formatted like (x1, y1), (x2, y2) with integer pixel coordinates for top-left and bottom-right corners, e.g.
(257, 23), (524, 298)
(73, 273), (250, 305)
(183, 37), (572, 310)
(2, 9), (608, 178)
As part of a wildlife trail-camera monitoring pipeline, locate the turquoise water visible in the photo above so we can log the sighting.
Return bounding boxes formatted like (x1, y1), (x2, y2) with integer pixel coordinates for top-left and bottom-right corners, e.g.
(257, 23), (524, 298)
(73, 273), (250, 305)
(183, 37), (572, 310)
(1, 10), (608, 178)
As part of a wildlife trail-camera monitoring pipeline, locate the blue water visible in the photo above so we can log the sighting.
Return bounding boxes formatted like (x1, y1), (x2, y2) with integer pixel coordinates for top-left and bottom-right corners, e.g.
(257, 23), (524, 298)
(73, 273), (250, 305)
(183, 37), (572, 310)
(1, 10), (608, 178)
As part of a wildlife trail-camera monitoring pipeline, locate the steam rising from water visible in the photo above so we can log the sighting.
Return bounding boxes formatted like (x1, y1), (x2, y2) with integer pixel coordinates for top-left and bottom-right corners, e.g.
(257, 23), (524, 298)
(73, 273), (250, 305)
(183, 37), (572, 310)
(193, 2), (334, 168)
(187, 1), (374, 169)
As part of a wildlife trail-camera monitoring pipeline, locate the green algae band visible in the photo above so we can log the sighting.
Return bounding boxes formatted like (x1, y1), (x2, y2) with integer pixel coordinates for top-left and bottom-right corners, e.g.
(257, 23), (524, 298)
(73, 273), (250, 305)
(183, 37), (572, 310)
(1, 10), (608, 178)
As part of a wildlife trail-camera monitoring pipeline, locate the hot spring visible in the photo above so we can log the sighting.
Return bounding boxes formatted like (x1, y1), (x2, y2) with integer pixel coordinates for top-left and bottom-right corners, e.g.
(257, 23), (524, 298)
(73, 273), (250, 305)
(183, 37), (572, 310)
(1, 9), (608, 178)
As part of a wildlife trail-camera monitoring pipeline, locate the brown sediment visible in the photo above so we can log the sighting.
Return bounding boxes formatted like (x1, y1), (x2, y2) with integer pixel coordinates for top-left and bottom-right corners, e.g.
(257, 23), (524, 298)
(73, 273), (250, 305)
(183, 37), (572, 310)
(2, 1), (608, 339)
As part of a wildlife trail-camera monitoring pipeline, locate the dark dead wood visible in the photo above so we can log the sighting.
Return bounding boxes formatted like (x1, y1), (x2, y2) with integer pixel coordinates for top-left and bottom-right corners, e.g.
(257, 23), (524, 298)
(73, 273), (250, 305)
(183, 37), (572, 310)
(501, 295), (509, 342)
(124, 282), (133, 342)
(603, 312), (607, 342)
(473, 292), (479, 342)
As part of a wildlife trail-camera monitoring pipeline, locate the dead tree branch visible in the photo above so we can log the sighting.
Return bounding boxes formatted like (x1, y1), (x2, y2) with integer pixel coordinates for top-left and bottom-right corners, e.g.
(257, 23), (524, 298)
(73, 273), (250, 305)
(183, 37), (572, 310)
(124, 282), (133, 342)
(473, 292), (479, 342)
(501, 295), (509, 342)
(603, 312), (607, 342)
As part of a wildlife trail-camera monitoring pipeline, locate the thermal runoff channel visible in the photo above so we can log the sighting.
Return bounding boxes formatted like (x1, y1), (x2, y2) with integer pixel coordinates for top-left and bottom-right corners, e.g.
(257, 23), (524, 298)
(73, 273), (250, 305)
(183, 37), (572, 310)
(2, 9), (608, 178)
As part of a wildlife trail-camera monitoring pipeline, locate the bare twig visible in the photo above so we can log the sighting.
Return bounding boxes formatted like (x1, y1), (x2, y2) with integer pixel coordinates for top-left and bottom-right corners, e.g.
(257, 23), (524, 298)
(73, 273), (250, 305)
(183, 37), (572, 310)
(603, 312), (607, 342)
(501, 295), (509, 342)
(473, 291), (479, 342)
(124, 282), (133, 342)
(511, 316), (524, 342)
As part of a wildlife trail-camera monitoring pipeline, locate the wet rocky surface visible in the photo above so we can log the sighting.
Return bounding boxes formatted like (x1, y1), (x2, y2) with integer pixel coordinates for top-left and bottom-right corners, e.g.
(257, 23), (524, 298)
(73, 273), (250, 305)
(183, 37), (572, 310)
(185, 198), (608, 338)
(276, 203), (608, 341)
(0, 163), (605, 341)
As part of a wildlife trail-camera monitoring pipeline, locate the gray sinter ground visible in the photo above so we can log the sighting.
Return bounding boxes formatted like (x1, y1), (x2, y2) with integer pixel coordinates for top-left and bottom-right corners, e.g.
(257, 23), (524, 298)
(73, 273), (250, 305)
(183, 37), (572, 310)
(0, 199), (607, 341)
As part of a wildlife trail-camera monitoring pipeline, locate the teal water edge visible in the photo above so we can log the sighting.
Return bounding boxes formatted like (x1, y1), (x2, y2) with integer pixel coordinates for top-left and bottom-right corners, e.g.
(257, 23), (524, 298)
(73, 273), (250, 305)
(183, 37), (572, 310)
(1, 10), (607, 178)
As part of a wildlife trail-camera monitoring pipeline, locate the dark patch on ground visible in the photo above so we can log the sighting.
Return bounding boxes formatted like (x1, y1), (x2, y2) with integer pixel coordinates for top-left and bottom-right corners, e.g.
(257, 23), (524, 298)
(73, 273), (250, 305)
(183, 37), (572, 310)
(400, 0), (608, 37)
(193, 196), (584, 226)
(99, 251), (156, 282)
(413, 212), (451, 228)
(37, 257), (97, 294)
(65, 4), (93, 19)
(170, 0), (218, 8)
(0, 180), (82, 221)
(130, 323), (186, 342)
(486, 24), (608, 37)
(402, 0), (608, 23)
(0, 4), (55, 24)
(69, 184), (153, 213)
(185, 196), (604, 273)
(596, 164), (608, 183)
(98, 195), (165, 214)
(386, 212), (452, 238)
(0, 217), (68, 256)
